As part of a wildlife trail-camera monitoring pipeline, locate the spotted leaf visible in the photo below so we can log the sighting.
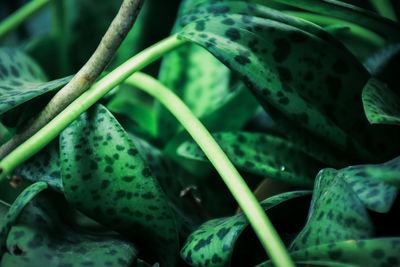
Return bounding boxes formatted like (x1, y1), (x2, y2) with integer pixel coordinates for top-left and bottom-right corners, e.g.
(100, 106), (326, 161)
(60, 104), (178, 265)
(0, 48), (71, 117)
(0, 182), (47, 255)
(177, 1), (400, 162)
(181, 191), (311, 267)
(335, 161), (398, 213)
(1, 193), (138, 267)
(343, 156), (400, 190)
(177, 131), (324, 187)
(290, 169), (374, 251)
(13, 141), (62, 192)
(259, 238), (400, 267)
(362, 77), (400, 125)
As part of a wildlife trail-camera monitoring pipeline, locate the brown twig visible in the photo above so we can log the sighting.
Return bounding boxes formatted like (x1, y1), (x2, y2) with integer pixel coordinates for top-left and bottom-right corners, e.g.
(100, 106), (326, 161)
(0, 0), (144, 160)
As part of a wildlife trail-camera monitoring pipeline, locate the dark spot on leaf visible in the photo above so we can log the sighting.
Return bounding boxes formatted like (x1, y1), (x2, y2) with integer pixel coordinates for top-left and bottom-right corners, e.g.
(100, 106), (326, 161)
(142, 192), (155, 199)
(277, 67), (292, 82)
(195, 20), (205, 31)
(225, 28), (240, 41)
(273, 38), (291, 63)
(141, 168), (151, 178)
(222, 18), (234, 25)
(207, 5), (230, 14)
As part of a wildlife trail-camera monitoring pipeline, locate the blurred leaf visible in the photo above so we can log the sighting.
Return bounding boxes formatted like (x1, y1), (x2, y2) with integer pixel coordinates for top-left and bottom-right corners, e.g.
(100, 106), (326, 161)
(13, 141), (62, 193)
(362, 77), (400, 125)
(177, 131), (323, 187)
(60, 104), (178, 265)
(1, 193), (138, 267)
(270, 0), (400, 43)
(0, 182), (47, 253)
(0, 48), (70, 117)
(157, 42), (231, 143)
(181, 191), (311, 267)
(290, 168), (374, 251)
(259, 238), (400, 267)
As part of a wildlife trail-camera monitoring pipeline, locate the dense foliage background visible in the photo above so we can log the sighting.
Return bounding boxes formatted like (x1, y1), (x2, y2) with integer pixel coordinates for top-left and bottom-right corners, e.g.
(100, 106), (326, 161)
(1, 0), (400, 266)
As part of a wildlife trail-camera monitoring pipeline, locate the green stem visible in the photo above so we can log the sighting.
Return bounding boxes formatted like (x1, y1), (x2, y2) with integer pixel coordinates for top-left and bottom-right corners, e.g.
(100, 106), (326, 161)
(284, 10), (386, 49)
(369, 0), (397, 21)
(0, 0), (53, 40)
(0, 34), (185, 180)
(125, 72), (294, 267)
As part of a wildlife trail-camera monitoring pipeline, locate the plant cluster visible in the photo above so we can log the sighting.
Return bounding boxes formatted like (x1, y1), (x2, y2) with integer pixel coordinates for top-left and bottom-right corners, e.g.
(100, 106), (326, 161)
(0, 0), (400, 266)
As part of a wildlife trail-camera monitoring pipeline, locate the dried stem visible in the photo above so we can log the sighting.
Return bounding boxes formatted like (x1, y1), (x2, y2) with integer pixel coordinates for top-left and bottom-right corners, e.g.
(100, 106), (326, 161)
(0, 0), (144, 159)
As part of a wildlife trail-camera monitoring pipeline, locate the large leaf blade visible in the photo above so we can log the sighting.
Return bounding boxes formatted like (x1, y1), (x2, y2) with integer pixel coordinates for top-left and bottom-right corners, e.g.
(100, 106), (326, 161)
(60, 104), (179, 264)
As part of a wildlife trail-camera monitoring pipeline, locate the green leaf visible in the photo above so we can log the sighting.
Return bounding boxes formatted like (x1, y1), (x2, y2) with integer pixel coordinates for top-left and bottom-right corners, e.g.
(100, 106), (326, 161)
(13, 141), (62, 192)
(60, 104), (178, 265)
(0, 182), (47, 254)
(1, 193), (138, 267)
(362, 77), (400, 125)
(0, 48), (71, 117)
(177, 2), (382, 160)
(177, 131), (324, 187)
(258, 238), (400, 267)
(290, 169), (374, 251)
(181, 191), (311, 267)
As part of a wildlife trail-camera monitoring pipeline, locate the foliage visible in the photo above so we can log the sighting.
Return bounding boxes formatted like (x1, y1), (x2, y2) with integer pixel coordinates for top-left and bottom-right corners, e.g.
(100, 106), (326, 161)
(1, 0), (400, 266)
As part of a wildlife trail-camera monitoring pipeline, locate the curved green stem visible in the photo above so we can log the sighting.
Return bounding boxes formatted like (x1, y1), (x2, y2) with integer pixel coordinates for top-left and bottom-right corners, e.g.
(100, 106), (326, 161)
(0, 0), (53, 40)
(369, 0), (397, 21)
(284, 10), (386, 49)
(0, 34), (185, 179)
(125, 72), (294, 267)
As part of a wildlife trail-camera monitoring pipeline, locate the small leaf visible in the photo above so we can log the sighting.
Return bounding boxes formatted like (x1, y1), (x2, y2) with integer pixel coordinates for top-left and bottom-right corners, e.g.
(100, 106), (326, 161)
(177, 131), (323, 187)
(60, 104), (178, 265)
(181, 191), (311, 267)
(1, 193), (138, 267)
(13, 141), (62, 192)
(362, 77), (400, 125)
(290, 168), (374, 251)
(0, 182), (47, 254)
(0, 48), (71, 116)
(258, 238), (400, 267)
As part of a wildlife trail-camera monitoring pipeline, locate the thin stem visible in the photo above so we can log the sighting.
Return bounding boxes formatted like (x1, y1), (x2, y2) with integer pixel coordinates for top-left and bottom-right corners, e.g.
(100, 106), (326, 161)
(0, 34), (186, 180)
(125, 72), (295, 267)
(0, 0), (144, 160)
(284, 10), (386, 49)
(0, 0), (52, 40)
(369, 0), (397, 21)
